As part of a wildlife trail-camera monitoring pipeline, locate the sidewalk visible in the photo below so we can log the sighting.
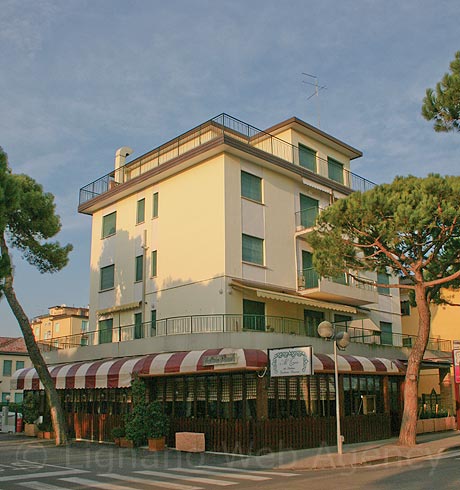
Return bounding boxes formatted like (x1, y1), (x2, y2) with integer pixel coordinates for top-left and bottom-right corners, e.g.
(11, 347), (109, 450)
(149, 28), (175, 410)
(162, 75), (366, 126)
(226, 430), (460, 470)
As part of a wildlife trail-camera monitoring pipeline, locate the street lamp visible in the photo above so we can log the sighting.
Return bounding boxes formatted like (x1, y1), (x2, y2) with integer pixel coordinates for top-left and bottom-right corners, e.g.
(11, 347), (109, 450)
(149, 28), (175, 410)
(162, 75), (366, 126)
(317, 320), (350, 455)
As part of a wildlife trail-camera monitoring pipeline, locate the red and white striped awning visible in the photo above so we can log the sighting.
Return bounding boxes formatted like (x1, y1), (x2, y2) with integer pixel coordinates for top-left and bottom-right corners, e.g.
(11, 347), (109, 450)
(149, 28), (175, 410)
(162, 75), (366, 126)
(11, 349), (404, 391)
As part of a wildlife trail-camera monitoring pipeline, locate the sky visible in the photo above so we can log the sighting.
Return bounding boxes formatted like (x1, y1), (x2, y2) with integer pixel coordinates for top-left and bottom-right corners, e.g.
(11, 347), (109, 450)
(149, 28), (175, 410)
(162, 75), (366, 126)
(1, 0), (459, 336)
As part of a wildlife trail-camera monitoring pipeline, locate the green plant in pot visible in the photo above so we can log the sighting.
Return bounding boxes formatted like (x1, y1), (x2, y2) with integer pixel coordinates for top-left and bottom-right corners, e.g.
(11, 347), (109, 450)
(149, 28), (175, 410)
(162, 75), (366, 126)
(111, 426), (125, 446)
(23, 393), (40, 436)
(145, 401), (169, 451)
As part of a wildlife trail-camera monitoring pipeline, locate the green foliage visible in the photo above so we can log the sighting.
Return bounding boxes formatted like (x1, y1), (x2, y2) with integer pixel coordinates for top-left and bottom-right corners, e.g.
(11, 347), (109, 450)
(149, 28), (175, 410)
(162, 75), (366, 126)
(307, 174), (460, 301)
(422, 51), (460, 132)
(22, 392), (40, 424)
(419, 408), (449, 419)
(0, 147), (72, 282)
(124, 378), (168, 446)
(111, 426), (126, 439)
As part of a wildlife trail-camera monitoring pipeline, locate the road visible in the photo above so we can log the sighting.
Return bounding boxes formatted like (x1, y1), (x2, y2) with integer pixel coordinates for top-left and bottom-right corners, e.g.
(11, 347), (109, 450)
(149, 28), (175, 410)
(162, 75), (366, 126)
(0, 434), (459, 489)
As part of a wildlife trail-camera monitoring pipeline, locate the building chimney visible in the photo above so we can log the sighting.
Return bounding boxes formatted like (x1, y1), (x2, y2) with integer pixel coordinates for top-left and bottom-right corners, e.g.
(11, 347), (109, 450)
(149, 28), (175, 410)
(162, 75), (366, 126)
(114, 147), (133, 184)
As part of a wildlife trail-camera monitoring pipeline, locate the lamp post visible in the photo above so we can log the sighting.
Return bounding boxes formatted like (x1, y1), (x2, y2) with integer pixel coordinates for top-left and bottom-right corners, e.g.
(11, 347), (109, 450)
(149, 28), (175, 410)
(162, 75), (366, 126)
(317, 321), (350, 455)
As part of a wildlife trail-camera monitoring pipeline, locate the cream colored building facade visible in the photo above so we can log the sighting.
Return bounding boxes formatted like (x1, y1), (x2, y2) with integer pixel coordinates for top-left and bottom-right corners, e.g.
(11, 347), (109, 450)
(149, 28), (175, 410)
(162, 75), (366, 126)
(79, 114), (402, 346)
(31, 305), (89, 346)
(0, 338), (31, 404)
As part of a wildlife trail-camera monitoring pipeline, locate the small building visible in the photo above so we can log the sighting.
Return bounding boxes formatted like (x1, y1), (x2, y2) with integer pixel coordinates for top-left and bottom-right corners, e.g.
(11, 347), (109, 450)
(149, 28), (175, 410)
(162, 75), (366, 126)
(0, 337), (31, 404)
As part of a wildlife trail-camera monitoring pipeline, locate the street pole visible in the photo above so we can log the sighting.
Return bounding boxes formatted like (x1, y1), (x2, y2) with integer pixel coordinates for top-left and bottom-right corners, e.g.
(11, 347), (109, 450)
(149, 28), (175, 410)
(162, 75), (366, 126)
(334, 340), (343, 455)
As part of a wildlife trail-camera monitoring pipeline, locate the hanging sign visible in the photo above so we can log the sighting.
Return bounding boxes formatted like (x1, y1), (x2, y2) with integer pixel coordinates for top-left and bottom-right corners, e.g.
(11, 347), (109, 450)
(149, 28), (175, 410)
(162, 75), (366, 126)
(453, 340), (460, 384)
(269, 346), (313, 377)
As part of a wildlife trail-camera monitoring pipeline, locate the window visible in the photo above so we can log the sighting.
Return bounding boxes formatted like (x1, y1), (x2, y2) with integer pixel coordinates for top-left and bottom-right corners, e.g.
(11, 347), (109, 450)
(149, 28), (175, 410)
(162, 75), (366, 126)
(15, 361), (24, 371)
(34, 327), (40, 338)
(242, 234), (264, 265)
(99, 318), (113, 344)
(151, 250), (158, 277)
(304, 309), (324, 337)
(54, 322), (60, 333)
(102, 212), (116, 238)
(135, 255), (143, 282)
(100, 264), (115, 291)
(299, 194), (319, 228)
(327, 157), (344, 184)
(1, 393), (10, 403)
(153, 192), (159, 218)
(243, 299), (265, 331)
(377, 272), (390, 294)
(334, 314), (352, 327)
(3, 360), (12, 376)
(299, 144), (316, 172)
(241, 171), (262, 203)
(81, 320), (89, 332)
(134, 313), (143, 339)
(151, 309), (157, 336)
(380, 321), (393, 346)
(300, 251), (318, 288)
(136, 198), (145, 224)
(401, 300), (411, 316)
(14, 393), (23, 404)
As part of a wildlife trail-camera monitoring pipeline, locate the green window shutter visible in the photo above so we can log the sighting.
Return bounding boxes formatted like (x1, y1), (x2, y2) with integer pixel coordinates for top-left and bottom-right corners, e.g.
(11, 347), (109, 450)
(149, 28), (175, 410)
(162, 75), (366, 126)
(153, 192), (159, 218)
(3, 360), (12, 376)
(136, 198), (145, 224)
(301, 251), (318, 288)
(299, 194), (319, 227)
(241, 171), (262, 202)
(135, 255), (143, 282)
(15, 361), (24, 370)
(242, 234), (264, 265)
(380, 322), (393, 345)
(134, 312), (143, 339)
(151, 250), (158, 277)
(377, 272), (390, 294)
(304, 309), (324, 337)
(100, 265), (115, 290)
(14, 393), (23, 404)
(243, 299), (265, 331)
(99, 318), (113, 344)
(151, 309), (157, 336)
(102, 212), (116, 238)
(1, 393), (10, 403)
(327, 157), (344, 184)
(299, 144), (317, 172)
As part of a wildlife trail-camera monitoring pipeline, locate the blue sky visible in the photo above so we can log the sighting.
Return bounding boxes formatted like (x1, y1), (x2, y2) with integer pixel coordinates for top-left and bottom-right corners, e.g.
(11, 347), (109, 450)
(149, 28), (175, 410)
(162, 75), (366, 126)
(1, 0), (459, 336)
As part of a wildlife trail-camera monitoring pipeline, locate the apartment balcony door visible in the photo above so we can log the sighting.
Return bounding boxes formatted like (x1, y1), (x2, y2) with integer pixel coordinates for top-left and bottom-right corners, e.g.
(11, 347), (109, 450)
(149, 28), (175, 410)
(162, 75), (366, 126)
(304, 309), (324, 337)
(299, 195), (319, 228)
(301, 251), (319, 288)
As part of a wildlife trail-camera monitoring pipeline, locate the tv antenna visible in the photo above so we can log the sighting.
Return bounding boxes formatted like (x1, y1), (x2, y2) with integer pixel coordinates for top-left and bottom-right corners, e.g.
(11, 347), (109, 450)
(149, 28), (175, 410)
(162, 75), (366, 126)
(302, 72), (327, 128)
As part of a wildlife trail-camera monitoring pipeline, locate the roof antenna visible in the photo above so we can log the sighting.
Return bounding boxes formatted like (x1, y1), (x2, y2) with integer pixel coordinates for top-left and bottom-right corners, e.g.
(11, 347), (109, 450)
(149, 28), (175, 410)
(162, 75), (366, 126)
(302, 73), (327, 128)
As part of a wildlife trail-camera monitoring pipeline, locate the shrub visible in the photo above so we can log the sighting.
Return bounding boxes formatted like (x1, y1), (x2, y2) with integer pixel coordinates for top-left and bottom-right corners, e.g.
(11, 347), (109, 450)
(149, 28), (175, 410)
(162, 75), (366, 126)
(145, 402), (169, 439)
(23, 393), (40, 424)
(111, 427), (125, 439)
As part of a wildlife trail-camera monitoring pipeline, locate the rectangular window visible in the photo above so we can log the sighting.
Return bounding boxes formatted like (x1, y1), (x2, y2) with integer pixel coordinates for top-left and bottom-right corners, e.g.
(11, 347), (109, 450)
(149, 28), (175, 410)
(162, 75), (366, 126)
(151, 309), (157, 336)
(81, 320), (89, 332)
(299, 194), (319, 228)
(15, 361), (24, 371)
(243, 299), (265, 331)
(100, 264), (115, 291)
(134, 312), (143, 339)
(136, 198), (145, 224)
(304, 309), (324, 337)
(400, 300), (411, 316)
(151, 250), (158, 277)
(135, 255), (143, 282)
(14, 393), (23, 404)
(3, 360), (12, 376)
(241, 171), (262, 203)
(377, 272), (390, 294)
(153, 192), (159, 218)
(102, 211), (116, 238)
(327, 157), (344, 184)
(380, 321), (393, 346)
(299, 144), (316, 172)
(1, 393), (10, 403)
(242, 234), (264, 265)
(99, 318), (113, 344)
(300, 251), (319, 288)
(54, 322), (60, 333)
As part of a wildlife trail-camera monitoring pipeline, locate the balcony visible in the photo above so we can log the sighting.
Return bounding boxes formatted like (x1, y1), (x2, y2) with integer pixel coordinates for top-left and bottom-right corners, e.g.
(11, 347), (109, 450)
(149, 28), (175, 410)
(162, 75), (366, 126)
(295, 205), (325, 236)
(37, 314), (452, 353)
(297, 268), (379, 306)
(79, 114), (375, 207)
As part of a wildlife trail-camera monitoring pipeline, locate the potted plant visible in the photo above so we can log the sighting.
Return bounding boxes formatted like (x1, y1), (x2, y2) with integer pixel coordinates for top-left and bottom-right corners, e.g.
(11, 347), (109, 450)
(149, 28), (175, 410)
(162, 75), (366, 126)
(23, 393), (40, 437)
(37, 420), (54, 440)
(145, 402), (169, 451)
(111, 426), (126, 447)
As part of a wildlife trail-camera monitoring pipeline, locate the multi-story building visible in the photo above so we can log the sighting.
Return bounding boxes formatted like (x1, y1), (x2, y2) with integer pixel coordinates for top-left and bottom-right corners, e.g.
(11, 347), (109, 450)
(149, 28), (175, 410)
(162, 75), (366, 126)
(31, 306), (89, 348)
(12, 114), (452, 451)
(0, 337), (31, 404)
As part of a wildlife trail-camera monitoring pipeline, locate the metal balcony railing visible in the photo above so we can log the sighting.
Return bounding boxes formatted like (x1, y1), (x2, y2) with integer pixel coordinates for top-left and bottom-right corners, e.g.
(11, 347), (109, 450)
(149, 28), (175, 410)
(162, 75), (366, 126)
(297, 268), (378, 292)
(37, 314), (452, 353)
(79, 114), (376, 206)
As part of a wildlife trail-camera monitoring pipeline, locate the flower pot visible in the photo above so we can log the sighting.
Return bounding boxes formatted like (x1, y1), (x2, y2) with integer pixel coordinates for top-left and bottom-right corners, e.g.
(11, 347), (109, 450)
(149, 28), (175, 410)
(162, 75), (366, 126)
(24, 423), (38, 437)
(43, 431), (55, 440)
(148, 437), (165, 451)
(119, 437), (134, 448)
(37, 431), (45, 439)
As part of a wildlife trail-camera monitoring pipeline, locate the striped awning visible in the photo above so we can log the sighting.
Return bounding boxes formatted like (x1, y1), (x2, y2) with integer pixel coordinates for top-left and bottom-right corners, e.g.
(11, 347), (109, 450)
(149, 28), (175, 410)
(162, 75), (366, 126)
(11, 349), (404, 391)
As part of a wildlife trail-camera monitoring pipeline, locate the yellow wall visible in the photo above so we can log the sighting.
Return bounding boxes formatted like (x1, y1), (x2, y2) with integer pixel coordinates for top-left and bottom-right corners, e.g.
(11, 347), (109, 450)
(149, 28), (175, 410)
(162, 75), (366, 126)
(0, 353), (32, 403)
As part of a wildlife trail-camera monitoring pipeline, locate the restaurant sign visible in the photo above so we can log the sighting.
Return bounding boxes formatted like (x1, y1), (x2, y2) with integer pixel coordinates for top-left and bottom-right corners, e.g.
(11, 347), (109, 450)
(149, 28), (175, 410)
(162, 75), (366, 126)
(269, 346), (313, 377)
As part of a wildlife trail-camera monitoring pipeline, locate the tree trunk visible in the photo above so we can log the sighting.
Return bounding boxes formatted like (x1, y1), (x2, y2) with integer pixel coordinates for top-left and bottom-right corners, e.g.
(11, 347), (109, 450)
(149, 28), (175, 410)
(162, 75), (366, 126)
(398, 284), (431, 446)
(0, 236), (68, 445)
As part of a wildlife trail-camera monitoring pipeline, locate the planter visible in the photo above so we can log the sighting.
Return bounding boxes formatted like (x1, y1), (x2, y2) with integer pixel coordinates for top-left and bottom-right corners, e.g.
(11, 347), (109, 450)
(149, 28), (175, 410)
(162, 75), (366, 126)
(43, 431), (55, 440)
(24, 423), (38, 437)
(119, 437), (134, 448)
(148, 437), (166, 452)
(37, 431), (45, 439)
(113, 438), (121, 447)
(416, 416), (456, 434)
